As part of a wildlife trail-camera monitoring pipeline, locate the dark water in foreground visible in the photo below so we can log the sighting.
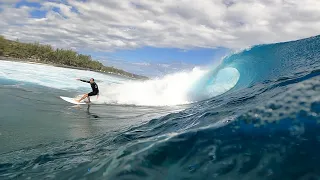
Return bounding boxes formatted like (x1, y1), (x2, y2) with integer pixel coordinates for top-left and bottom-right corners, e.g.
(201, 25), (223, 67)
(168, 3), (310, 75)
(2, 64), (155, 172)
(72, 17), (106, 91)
(1, 35), (320, 180)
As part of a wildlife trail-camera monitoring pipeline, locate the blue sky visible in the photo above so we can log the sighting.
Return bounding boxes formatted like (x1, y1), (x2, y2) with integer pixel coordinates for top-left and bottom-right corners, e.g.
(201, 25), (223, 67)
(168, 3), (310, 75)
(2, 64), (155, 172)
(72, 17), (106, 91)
(82, 47), (231, 76)
(1, 0), (319, 77)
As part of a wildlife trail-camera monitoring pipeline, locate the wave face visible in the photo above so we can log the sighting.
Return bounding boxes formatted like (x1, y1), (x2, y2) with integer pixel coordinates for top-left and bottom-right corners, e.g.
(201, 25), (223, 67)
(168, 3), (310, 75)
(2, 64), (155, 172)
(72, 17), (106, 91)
(222, 36), (320, 88)
(0, 35), (320, 180)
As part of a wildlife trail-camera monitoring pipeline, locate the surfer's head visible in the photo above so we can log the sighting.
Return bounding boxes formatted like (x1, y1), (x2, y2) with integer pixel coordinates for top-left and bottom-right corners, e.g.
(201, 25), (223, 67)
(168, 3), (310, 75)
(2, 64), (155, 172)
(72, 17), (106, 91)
(90, 78), (94, 83)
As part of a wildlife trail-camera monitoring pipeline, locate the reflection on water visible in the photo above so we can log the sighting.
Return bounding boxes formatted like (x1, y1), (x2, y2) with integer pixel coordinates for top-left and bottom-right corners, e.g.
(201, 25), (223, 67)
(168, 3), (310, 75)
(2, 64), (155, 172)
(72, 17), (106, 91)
(87, 104), (100, 119)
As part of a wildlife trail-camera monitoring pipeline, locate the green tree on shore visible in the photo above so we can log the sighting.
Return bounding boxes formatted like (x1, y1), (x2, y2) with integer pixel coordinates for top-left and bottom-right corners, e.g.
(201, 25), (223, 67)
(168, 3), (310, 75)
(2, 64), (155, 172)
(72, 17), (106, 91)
(0, 36), (148, 79)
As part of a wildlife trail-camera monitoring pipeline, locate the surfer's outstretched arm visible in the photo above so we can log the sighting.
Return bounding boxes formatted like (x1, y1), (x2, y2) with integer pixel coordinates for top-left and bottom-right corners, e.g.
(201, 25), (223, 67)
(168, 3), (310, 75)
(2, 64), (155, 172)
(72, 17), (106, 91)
(76, 79), (90, 83)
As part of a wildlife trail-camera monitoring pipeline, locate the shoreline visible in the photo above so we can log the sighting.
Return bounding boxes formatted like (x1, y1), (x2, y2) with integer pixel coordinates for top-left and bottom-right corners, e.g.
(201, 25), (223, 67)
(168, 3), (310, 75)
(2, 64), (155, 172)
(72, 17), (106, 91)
(0, 56), (148, 80)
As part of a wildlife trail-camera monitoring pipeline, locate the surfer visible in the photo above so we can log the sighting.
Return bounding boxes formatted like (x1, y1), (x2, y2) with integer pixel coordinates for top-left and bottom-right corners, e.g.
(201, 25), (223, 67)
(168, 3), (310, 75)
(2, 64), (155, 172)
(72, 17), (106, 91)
(75, 78), (99, 103)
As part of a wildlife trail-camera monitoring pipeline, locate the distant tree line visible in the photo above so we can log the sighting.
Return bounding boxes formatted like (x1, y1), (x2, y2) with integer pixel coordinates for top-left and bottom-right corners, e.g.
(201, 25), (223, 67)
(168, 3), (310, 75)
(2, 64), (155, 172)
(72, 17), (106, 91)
(0, 36), (148, 80)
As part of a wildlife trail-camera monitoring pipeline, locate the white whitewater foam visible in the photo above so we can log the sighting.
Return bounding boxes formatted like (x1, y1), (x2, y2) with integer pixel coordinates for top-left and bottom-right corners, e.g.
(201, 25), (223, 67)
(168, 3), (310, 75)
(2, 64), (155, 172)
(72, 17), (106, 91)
(98, 67), (207, 106)
(0, 60), (127, 90)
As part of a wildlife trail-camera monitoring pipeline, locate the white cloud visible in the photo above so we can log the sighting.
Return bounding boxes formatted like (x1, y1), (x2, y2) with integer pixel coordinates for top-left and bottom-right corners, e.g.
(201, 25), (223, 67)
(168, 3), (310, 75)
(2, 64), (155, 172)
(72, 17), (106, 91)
(1, 0), (320, 51)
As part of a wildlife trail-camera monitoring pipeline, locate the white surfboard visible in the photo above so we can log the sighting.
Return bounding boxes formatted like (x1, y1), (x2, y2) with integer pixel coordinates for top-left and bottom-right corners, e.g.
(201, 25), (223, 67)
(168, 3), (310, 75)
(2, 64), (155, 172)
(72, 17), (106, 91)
(60, 96), (87, 105)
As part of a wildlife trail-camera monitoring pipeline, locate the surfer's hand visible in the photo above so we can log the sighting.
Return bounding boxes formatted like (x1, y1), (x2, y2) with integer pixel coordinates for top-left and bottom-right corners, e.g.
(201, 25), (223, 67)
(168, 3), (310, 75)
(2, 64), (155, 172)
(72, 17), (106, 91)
(76, 78), (80, 81)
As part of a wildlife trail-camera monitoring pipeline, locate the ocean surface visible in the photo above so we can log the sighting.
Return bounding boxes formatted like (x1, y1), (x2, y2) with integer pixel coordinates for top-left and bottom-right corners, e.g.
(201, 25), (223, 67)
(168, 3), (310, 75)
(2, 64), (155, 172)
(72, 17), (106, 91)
(0, 35), (320, 180)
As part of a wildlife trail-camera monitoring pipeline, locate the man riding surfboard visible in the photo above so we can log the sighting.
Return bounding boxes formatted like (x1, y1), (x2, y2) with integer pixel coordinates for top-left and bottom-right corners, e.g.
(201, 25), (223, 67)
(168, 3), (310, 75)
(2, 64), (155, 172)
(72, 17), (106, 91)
(76, 78), (99, 103)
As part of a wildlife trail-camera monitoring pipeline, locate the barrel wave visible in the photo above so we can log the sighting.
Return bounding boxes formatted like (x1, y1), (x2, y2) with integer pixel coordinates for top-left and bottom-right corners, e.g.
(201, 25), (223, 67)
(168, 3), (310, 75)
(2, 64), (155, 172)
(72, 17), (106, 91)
(192, 35), (320, 102)
(0, 35), (320, 180)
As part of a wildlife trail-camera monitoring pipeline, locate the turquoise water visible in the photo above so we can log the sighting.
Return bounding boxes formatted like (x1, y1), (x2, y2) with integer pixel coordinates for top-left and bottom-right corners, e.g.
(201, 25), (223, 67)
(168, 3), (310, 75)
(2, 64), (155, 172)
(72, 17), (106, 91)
(0, 35), (320, 180)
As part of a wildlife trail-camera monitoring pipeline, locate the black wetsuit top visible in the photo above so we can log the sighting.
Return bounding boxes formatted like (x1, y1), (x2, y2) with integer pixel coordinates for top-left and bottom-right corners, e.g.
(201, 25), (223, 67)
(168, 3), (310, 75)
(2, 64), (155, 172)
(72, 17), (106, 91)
(80, 79), (99, 96)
